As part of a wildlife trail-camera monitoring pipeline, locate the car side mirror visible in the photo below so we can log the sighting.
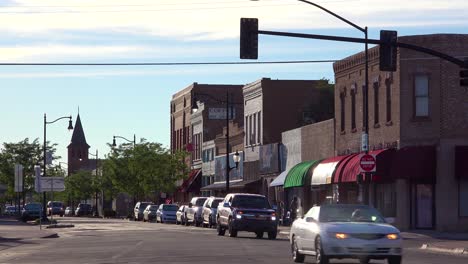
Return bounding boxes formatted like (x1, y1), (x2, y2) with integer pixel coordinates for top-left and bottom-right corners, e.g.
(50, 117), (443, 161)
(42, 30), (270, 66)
(272, 205), (278, 211)
(223, 202), (230, 208)
(305, 217), (316, 223)
(188, 203), (193, 208)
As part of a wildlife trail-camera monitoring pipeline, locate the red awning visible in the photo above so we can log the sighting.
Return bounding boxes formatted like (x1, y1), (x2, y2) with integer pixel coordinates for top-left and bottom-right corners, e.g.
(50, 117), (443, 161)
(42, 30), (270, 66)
(456, 146), (468, 179)
(333, 154), (358, 183)
(390, 146), (436, 183)
(178, 169), (201, 192)
(337, 149), (395, 183)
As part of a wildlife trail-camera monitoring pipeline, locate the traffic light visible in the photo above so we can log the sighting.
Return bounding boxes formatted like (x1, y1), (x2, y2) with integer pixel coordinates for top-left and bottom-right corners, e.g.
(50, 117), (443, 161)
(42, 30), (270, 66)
(461, 69), (468, 87)
(240, 18), (258, 60)
(379, 30), (398, 72)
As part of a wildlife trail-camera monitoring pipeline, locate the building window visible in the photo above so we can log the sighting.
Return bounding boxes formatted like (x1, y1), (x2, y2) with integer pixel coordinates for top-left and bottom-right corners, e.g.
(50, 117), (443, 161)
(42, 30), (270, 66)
(245, 116), (249, 146)
(385, 78), (392, 123)
(257, 111), (261, 144)
(373, 81), (380, 125)
(414, 75), (429, 117)
(460, 180), (468, 217)
(252, 113), (257, 144)
(351, 86), (356, 131)
(340, 91), (346, 132)
(249, 115), (253, 145)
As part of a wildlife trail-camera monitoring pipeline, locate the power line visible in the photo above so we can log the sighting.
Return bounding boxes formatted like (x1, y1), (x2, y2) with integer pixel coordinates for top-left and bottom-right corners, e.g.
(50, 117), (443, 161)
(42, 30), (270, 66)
(0, 60), (337, 66)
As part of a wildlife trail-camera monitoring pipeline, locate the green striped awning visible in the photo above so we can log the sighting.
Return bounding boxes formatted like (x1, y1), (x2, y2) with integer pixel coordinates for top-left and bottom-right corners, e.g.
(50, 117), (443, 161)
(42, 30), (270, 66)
(284, 160), (321, 189)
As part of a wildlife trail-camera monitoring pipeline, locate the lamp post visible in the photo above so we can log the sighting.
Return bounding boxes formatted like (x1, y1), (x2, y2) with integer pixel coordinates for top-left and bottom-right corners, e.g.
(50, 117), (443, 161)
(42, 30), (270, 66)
(88, 150), (99, 217)
(192, 91), (241, 193)
(43, 114), (73, 220)
(112, 134), (136, 148)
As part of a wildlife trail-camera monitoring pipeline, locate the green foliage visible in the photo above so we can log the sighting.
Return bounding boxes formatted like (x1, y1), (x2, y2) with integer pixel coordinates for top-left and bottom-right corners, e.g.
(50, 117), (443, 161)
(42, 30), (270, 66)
(305, 78), (335, 123)
(102, 140), (188, 201)
(0, 138), (59, 203)
(64, 171), (96, 202)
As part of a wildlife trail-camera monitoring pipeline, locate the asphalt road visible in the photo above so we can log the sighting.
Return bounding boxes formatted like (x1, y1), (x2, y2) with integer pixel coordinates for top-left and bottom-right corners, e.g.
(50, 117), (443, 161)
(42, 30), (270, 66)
(0, 218), (467, 264)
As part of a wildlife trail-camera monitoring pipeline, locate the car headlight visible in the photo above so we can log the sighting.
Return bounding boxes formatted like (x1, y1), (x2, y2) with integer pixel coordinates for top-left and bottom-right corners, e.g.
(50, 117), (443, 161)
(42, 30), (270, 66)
(329, 232), (349, 239)
(386, 233), (400, 240)
(271, 216), (277, 221)
(235, 214), (242, 219)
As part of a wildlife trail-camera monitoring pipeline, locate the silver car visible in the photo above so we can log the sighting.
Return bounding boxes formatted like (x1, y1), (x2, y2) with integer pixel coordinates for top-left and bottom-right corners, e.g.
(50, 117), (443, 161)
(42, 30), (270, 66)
(176, 205), (188, 225)
(185, 197), (207, 227)
(201, 197), (224, 228)
(290, 204), (402, 264)
(156, 204), (179, 223)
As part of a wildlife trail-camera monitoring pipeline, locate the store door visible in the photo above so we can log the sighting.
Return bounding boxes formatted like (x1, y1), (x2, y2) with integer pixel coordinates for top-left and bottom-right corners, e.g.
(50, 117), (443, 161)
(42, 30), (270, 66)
(412, 184), (434, 229)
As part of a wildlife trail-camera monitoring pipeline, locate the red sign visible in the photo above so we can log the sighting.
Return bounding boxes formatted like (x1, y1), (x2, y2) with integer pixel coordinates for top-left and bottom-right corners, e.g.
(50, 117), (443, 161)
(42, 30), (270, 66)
(360, 154), (376, 172)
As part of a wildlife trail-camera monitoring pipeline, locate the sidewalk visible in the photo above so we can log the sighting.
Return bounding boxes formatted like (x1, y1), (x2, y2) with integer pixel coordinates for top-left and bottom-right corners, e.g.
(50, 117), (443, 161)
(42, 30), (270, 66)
(0, 217), (58, 241)
(277, 225), (468, 255)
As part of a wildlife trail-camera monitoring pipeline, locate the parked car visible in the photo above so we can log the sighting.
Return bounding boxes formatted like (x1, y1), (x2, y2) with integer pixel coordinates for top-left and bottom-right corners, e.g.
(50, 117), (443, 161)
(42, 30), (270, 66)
(176, 205), (188, 225)
(21, 203), (42, 221)
(143, 204), (158, 222)
(5, 205), (19, 216)
(217, 193), (277, 239)
(290, 204), (402, 264)
(156, 204), (179, 223)
(134, 202), (152, 221)
(185, 197), (207, 227)
(64, 207), (73, 216)
(75, 203), (92, 216)
(47, 201), (64, 217)
(202, 197), (224, 228)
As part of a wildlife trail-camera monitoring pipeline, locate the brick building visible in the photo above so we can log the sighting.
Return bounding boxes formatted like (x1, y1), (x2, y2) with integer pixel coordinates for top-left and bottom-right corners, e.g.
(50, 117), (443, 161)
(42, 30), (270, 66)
(242, 78), (335, 201)
(170, 82), (244, 202)
(332, 34), (468, 231)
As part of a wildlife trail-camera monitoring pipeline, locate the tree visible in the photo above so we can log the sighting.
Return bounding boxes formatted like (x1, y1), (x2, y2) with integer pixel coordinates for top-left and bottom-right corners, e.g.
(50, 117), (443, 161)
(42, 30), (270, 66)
(103, 140), (188, 203)
(64, 171), (95, 202)
(0, 138), (59, 204)
(303, 78), (335, 124)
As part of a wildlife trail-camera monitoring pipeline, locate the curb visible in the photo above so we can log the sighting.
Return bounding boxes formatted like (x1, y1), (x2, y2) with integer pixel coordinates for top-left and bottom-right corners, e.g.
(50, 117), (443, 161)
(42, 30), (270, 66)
(46, 224), (75, 229)
(421, 244), (468, 255)
(41, 233), (59, 239)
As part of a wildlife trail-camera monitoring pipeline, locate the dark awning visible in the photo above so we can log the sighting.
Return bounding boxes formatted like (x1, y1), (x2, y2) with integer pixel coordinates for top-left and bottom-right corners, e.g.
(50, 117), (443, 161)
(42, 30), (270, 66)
(390, 146), (436, 183)
(179, 169), (201, 192)
(200, 179), (261, 191)
(456, 146), (468, 179)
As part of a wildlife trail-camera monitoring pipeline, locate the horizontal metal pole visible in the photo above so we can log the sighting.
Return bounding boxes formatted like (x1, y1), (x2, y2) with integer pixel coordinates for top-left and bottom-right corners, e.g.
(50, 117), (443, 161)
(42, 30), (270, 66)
(258, 30), (466, 68)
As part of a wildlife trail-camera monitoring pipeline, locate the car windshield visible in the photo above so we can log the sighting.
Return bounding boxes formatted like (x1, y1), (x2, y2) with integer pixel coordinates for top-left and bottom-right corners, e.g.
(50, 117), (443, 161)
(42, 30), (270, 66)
(163, 205), (178, 211)
(25, 204), (41, 210)
(211, 199), (223, 208)
(140, 203), (151, 209)
(231, 196), (271, 209)
(319, 205), (385, 223)
(150, 205), (158, 211)
(52, 202), (62, 207)
(195, 199), (207, 206)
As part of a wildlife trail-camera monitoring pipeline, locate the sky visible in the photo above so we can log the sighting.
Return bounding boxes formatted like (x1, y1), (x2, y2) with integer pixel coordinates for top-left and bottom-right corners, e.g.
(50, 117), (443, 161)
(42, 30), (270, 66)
(0, 0), (467, 166)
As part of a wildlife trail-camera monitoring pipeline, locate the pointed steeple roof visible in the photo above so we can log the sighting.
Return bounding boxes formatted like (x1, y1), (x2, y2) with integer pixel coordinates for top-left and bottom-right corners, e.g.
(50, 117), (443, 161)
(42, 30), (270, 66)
(68, 114), (90, 148)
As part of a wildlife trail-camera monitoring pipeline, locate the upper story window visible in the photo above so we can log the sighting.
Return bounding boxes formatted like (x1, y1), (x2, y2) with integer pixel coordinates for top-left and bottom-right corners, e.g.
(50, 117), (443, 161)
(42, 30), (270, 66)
(340, 91), (346, 133)
(385, 74), (392, 124)
(414, 75), (429, 117)
(350, 85), (356, 132)
(373, 80), (380, 126)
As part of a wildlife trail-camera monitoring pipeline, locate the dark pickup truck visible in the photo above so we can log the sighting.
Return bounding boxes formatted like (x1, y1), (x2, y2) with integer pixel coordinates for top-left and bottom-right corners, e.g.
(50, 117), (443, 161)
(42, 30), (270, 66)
(216, 193), (278, 239)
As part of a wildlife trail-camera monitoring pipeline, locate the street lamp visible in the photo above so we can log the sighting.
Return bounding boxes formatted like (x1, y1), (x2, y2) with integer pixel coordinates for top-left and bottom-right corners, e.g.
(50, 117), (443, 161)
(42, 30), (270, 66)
(112, 134), (136, 148)
(88, 150), (100, 217)
(43, 114), (73, 220)
(191, 91), (241, 193)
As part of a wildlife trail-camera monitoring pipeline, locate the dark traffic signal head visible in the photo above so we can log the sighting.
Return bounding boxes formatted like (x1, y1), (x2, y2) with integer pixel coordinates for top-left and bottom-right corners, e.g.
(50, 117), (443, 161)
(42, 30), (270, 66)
(379, 30), (398, 72)
(240, 18), (258, 60)
(460, 69), (468, 87)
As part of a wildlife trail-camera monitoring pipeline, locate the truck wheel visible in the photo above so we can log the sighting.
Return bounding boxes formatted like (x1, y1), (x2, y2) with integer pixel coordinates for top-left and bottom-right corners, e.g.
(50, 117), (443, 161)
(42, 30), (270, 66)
(292, 236), (305, 263)
(217, 224), (225, 236)
(255, 232), (264, 239)
(388, 256), (402, 264)
(268, 231), (277, 240)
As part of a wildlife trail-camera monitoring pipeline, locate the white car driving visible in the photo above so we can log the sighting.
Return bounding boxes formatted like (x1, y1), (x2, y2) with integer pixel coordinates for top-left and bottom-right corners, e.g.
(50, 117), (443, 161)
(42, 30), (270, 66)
(290, 204), (402, 264)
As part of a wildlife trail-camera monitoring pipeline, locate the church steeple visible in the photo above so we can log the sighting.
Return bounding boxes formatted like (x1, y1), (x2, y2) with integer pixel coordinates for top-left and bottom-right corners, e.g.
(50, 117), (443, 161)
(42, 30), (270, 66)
(68, 113), (91, 174)
(68, 114), (90, 148)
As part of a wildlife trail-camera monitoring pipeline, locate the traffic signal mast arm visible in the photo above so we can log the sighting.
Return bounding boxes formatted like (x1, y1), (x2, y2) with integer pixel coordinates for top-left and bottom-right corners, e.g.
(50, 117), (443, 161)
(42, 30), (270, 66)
(256, 29), (467, 68)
